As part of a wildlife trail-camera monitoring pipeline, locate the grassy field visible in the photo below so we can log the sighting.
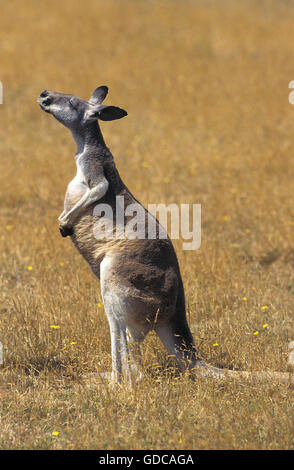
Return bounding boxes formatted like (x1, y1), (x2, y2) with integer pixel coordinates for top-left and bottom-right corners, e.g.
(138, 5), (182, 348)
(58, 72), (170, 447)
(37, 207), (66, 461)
(0, 0), (294, 450)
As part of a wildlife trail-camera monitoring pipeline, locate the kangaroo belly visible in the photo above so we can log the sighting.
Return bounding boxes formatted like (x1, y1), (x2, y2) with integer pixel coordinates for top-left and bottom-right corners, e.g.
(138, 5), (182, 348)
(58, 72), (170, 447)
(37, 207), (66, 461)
(71, 211), (113, 278)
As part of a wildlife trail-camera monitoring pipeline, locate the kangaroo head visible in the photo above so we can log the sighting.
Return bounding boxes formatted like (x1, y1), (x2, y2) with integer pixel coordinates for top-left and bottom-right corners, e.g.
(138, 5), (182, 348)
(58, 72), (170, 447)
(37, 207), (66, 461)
(38, 86), (127, 130)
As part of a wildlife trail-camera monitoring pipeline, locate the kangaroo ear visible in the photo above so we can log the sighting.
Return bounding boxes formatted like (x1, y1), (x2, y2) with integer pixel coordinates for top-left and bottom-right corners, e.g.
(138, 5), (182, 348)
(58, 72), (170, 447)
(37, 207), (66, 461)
(85, 105), (127, 122)
(97, 105), (128, 121)
(89, 86), (108, 105)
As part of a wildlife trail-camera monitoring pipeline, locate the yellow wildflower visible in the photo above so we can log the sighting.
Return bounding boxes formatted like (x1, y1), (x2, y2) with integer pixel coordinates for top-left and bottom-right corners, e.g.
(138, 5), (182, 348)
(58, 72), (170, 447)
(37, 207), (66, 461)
(253, 331), (259, 335)
(50, 325), (60, 329)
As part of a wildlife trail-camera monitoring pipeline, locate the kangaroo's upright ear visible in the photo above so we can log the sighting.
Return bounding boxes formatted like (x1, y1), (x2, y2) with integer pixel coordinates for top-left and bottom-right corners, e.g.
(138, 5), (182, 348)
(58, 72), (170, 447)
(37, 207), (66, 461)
(86, 105), (128, 122)
(86, 86), (127, 122)
(96, 105), (128, 121)
(89, 86), (108, 105)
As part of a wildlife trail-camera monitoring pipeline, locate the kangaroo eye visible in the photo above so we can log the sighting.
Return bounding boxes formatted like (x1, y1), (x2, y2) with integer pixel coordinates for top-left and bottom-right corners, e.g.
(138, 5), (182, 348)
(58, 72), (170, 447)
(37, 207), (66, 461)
(69, 97), (78, 109)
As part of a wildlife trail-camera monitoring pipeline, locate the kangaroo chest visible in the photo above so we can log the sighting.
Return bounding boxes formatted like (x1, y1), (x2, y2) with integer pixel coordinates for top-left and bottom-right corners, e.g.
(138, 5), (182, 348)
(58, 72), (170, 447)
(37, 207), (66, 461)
(64, 161), (88, 212)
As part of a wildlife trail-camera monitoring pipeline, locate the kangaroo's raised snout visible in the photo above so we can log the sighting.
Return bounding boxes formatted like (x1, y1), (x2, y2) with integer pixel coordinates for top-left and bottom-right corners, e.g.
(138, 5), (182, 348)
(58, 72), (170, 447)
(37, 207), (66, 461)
(38, 90), (53, 111)
(40, 90), (49, 98)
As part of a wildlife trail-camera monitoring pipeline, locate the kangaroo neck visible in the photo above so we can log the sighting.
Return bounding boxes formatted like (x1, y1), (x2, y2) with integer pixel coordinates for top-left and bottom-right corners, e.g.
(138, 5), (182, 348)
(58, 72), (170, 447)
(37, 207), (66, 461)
(71, 120), (106, 155)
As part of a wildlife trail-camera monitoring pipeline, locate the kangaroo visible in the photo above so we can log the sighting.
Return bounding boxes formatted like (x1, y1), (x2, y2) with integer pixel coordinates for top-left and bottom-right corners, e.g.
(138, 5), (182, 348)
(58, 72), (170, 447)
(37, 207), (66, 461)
(38, 86), (293, 385)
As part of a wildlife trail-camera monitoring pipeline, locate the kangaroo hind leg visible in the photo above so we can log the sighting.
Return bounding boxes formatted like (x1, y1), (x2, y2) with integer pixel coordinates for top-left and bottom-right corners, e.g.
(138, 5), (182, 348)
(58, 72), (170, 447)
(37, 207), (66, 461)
(126, 326), (147, 379)
(102, 297), (131, 384)
(155, 318), (198, 373)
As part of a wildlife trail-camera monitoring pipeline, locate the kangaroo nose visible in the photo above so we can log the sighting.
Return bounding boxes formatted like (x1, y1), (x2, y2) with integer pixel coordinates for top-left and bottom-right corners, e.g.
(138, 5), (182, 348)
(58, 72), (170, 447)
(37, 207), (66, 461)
(38, 90), (52, 108)
(40, 90), (49, 98)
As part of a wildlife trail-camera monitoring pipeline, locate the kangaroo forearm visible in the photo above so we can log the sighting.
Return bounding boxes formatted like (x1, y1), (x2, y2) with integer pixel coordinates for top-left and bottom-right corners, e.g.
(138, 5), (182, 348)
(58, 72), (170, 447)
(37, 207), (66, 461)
(60, 179), (109, 225)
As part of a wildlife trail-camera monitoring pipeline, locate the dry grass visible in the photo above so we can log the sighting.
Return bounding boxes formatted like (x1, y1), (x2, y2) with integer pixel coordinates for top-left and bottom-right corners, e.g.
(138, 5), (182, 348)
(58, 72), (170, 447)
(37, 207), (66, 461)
(0, 0), (294, 450)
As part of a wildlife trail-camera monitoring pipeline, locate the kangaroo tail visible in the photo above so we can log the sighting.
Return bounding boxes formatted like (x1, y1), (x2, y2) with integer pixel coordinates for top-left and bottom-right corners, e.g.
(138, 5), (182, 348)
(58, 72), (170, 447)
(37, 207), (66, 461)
(156, 282), (293, 384)
(192, 359), (294, 384)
